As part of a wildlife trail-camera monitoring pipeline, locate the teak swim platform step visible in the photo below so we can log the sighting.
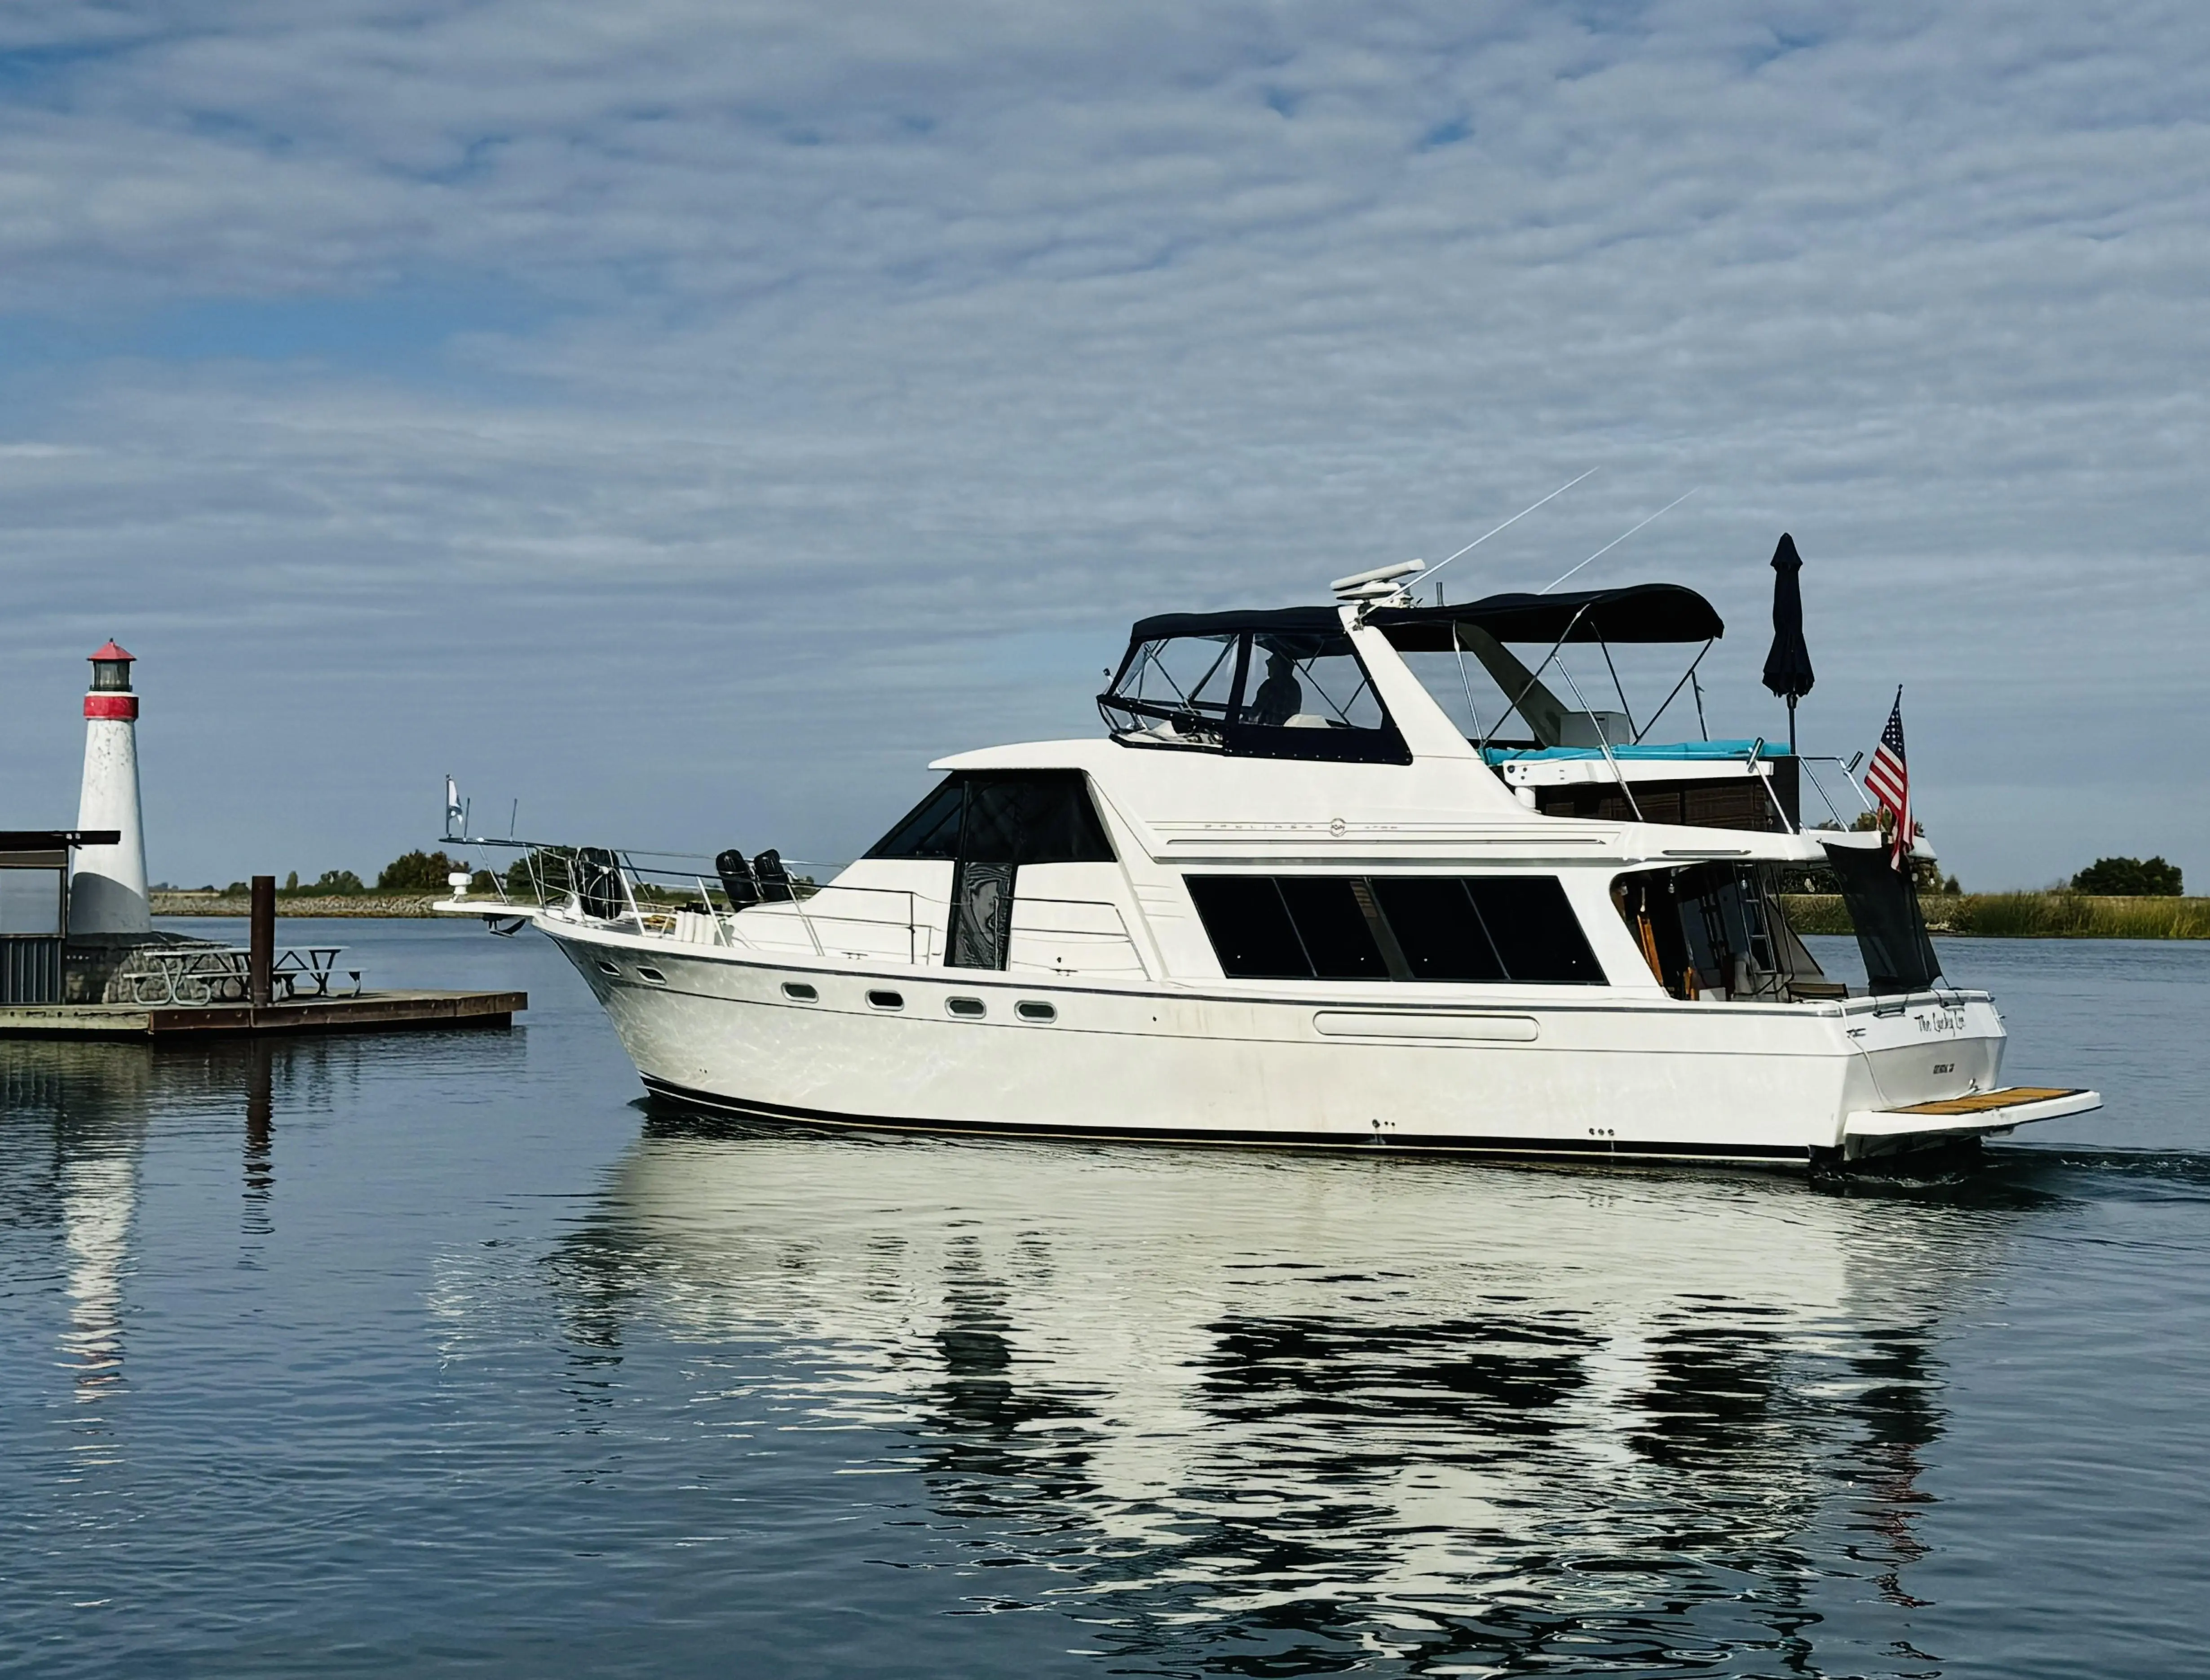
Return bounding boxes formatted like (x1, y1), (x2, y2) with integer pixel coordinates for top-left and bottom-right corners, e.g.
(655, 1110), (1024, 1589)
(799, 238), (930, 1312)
(0, 989), (526, 1041)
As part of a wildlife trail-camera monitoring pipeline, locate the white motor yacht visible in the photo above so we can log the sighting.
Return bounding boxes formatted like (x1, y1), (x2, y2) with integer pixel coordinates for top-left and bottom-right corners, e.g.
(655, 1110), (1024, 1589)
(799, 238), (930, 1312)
(447, 561), (2098, 1169)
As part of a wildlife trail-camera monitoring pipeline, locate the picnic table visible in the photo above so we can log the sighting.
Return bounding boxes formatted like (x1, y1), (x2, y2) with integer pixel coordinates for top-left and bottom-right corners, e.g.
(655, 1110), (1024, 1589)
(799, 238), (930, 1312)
(124, 946), (359, 1007)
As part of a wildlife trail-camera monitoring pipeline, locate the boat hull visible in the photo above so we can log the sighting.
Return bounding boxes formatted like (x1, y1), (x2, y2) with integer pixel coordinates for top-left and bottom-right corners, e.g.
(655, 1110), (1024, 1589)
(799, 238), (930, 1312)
(541, 921), (2053, 1168)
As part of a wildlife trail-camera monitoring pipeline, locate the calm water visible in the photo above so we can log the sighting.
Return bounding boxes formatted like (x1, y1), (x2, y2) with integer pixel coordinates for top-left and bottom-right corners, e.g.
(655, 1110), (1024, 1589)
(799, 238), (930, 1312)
(3, 921), (2206, 1678)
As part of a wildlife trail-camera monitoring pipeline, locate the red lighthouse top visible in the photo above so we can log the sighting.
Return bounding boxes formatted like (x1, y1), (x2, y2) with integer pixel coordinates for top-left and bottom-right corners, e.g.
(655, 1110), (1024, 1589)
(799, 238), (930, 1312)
(85, 639), (138, 716)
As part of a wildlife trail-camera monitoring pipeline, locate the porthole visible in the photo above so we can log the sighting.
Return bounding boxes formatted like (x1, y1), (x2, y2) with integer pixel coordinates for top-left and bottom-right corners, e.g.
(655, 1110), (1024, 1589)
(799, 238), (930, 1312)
(1016, 1000), (1057, 1024)
(867, 990), (905, 1011)
(595, 959), (620, 976)
(946, 996), (986, 1019)
(781, 981), (818, 1002)
(636, 966), (667, 985)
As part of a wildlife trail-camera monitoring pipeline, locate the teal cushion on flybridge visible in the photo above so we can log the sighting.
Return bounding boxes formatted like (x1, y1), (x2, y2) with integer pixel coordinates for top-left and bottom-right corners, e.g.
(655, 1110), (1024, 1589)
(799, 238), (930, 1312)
(1481, 739), (1790, 765)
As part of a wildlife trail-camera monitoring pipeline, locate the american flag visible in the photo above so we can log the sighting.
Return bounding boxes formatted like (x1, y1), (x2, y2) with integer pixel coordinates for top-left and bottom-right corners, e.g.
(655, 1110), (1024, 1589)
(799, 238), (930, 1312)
(1864, 690), (1911, 872)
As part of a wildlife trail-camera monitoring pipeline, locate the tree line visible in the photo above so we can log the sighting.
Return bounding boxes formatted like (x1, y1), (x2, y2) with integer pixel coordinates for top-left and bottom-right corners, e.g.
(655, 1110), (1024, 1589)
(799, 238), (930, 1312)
(181, 852), (499, 897)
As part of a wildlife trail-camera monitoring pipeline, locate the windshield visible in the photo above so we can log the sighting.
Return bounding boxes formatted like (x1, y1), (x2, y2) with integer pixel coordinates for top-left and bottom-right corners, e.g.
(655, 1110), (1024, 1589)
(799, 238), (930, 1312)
(1101, 628), (1406, 764)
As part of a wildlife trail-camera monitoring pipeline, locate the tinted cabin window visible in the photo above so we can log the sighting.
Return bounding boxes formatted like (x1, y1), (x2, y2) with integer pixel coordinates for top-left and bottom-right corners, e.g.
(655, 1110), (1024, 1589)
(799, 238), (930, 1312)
(866, 772), (1114, 864)
(1184, 876), (1312, 979)
(1190, 874), (1604, 986)
(868, 777), (964, 859)
(1466, 878), (1603, 984)
(1274, 877), (1390, 980)
(1369, 878), (1507, 982)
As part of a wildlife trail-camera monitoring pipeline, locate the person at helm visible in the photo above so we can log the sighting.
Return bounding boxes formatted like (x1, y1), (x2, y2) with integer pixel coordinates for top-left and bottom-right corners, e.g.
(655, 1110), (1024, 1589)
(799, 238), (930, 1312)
(1246, 650), (1303, 728)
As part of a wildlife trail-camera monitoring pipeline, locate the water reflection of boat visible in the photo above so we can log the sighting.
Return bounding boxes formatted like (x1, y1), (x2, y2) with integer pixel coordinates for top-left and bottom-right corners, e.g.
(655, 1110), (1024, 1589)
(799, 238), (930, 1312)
(548, 1119), (2008, 1667)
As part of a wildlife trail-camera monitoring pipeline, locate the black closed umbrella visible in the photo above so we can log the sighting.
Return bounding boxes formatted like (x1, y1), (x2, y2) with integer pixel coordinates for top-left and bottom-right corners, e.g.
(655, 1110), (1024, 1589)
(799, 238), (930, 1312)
(1760, 532), (1815, 751)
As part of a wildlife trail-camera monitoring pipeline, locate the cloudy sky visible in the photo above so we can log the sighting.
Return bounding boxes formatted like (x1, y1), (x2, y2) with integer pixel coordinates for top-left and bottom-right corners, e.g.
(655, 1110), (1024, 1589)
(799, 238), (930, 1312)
(1, 0), (2203, 891)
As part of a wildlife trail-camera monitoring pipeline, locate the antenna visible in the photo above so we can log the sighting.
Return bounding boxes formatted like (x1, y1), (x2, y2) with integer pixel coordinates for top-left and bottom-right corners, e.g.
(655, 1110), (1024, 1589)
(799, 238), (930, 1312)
(1538, 487), (1699, 595)
(1330, 559), (1427, 602)
(509, 799), (519, 839)
(1422, 468), (1597, 588)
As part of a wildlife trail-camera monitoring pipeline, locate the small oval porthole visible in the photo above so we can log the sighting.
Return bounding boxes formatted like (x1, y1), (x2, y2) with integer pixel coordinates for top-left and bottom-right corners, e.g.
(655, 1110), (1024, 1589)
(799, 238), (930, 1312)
(595, 959), (620, 976)
(946, 996), (986, 1019)
(867, 990), (905, 1011)
(1016, 1000), (1056, 1024)
(636, 966), (667, 985)
(781, 981), (818, 1002)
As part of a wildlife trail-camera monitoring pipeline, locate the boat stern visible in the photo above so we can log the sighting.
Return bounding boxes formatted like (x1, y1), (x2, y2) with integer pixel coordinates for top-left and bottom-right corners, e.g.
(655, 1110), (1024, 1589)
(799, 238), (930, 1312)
(1825, 990), (2100, 1158)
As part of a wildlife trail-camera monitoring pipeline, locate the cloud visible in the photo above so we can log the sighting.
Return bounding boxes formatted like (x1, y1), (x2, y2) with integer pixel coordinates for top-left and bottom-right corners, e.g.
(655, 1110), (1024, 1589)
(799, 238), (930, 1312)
(0, 0), (2205, 888)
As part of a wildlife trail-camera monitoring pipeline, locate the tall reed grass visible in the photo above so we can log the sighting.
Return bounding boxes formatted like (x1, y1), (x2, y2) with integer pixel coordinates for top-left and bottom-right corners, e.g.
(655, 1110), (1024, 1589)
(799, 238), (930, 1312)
(1781, 893), (2210, 939)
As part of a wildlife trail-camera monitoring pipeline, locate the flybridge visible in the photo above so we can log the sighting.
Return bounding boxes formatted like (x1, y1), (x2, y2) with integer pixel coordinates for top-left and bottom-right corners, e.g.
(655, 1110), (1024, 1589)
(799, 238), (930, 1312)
(1102, 578), (1735, 770)
(1096, 572), (1886, 838)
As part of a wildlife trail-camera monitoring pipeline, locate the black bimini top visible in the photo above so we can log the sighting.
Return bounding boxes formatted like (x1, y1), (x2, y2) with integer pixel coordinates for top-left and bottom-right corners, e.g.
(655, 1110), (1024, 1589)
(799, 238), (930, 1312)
(1127, 583), (1722, 650)
(1372, 583), (1724, 646)
(1127, 605), (1345, 642)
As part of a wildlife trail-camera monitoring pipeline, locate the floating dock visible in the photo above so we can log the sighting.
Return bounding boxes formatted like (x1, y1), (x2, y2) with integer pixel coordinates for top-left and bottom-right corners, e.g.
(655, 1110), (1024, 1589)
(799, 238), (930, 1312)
(0, 989), (526, 1041)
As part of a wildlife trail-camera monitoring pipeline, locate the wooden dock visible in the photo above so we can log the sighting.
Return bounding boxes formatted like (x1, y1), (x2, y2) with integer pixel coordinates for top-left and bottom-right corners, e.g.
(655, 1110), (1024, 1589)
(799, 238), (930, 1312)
(0, 989), (526, 1041)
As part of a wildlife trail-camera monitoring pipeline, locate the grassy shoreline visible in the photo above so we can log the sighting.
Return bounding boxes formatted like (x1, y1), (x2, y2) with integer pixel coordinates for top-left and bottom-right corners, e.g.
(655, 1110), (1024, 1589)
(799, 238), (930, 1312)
(1783, 892), (2210, 939)
(155, 893), (446, 919)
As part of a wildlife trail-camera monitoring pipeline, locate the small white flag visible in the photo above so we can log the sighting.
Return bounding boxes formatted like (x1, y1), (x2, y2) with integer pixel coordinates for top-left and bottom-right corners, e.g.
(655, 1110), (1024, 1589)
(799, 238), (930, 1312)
(446, 776), (464, 833)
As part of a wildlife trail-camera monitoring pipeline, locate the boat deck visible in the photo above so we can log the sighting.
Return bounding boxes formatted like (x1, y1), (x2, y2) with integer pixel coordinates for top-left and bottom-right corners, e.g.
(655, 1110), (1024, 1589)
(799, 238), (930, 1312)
(0, 989), (526, 1040)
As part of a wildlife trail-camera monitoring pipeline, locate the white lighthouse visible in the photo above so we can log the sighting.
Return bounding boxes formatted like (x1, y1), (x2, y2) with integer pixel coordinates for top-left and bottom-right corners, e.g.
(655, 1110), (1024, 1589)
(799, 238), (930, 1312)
(69, 640), (152, 938)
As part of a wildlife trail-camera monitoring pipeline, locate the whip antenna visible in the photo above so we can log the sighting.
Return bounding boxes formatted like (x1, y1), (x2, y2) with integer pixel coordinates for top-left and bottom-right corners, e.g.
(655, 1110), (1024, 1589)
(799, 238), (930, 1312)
(1422, 468), (1597, 588)
(1538, 486), (1699, 595)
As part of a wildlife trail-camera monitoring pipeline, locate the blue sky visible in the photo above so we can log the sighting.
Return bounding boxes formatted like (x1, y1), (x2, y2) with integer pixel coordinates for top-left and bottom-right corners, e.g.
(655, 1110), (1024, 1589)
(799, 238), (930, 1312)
(0, 0), (2204, 889)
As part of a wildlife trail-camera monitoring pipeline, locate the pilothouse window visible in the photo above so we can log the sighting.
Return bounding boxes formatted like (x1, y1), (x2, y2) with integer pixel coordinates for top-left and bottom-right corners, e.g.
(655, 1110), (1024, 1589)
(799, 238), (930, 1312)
(865, 770), (1116, 975)
(866, 772), (1114, 864)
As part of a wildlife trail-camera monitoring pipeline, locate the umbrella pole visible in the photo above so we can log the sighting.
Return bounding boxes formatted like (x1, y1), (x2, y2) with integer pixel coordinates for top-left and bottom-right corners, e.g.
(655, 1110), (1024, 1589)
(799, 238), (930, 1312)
(1787, 695), (1797, 755)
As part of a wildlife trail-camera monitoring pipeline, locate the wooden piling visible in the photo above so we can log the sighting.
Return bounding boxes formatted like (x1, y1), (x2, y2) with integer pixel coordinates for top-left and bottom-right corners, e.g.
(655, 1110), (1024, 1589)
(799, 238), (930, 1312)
(248, 876), (275, 1006)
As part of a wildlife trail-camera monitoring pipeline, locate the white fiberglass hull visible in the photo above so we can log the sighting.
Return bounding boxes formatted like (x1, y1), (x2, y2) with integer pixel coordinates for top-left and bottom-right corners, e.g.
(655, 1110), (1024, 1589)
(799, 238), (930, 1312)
(541, 918), (2086, 1168)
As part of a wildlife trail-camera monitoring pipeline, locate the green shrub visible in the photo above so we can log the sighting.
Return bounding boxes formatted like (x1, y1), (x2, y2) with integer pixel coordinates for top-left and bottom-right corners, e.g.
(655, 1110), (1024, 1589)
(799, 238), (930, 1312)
(376, 850), (463, 891)
(2070, 856), (2183, 895)
(309, 869), (365, 895)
